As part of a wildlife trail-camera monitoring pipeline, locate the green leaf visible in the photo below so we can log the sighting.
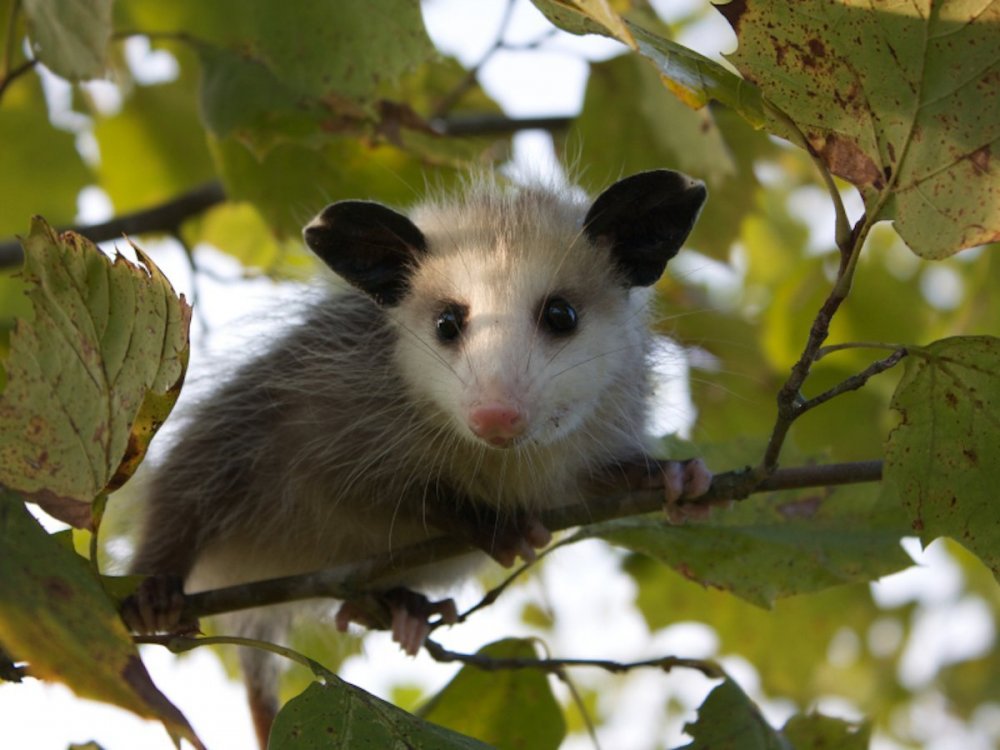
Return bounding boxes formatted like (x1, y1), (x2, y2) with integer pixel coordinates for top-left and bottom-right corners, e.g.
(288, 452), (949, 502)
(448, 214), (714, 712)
(94, 66), (216, 214)
(716, 1), (1000, 258)
(0, 492), (202, 748)
(781, 713), (870, 750)
(883, 335), (1000, 579)
(570, 54), (759, 259)
(583, 513), (908, 608)
(0, 76), (92, 237)
(675, 678), (788, 750)
(22, 0), (111, 80)
(531, 0), (768, 125)
(210, 134), (465, 238)
(420, 639), (566, 750)
(0, 219), (190, 527)
(123, 0), (436, 154)
(578, 455), (910, 609)
(182, 202), (313, 278)
(268, 679), (491, 750)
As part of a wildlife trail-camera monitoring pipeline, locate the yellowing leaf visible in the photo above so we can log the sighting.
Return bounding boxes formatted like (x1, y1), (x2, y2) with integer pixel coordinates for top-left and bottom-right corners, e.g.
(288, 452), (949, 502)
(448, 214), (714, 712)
(22, 0), (111, 80)
(531, 0), (769, 126)
(0, 492), (203, 748)
(420, 639), (566, 750)
(0, 219), (190, 527)
(883, 336), (1000, 579)
(717, 1), (1000, 258)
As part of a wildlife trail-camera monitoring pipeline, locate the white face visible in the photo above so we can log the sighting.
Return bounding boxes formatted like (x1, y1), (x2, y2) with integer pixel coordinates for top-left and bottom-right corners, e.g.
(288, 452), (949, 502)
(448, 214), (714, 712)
(390, 221), (647, 450)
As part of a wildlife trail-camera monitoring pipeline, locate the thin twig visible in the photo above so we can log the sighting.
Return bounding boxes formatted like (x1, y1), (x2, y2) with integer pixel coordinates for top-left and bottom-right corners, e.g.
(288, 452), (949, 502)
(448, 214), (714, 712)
(422, 638), (725, 680)
(0, 56), (36, 105)
(800, 348), (908, 413)
(759, 214), (876, 475)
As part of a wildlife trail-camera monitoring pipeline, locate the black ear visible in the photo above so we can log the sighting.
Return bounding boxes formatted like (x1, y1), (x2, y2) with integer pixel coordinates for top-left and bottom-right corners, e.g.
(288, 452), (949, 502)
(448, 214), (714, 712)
(583, 170), (707, 287)
(303, 200), (427, 305)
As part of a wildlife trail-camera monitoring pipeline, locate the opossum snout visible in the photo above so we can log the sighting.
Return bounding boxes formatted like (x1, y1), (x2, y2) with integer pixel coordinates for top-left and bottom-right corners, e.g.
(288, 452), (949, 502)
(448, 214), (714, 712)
(468, 402), (527, 448)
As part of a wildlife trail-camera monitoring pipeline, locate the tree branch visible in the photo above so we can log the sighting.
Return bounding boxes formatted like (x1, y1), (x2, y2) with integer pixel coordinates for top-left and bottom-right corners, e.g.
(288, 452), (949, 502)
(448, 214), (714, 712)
(0, 181), (226, 269)
(422, 638), (725, 680)
(0, 114), (575, 270)
(178, 460), (883, 623)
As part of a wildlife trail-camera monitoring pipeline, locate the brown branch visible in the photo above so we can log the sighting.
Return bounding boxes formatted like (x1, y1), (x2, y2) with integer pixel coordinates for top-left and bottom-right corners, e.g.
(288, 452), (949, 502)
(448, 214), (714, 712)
(0, 181), (226, 269)
(759, 213), (878, 476)
(179, 460), (883, 623)
(422, 638), (725, 680)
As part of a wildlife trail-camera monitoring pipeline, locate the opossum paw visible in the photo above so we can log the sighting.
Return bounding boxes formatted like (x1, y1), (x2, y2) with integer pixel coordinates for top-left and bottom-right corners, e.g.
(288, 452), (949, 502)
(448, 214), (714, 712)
(660, 458), (720, 523)
(121, 574), (198, 635)
(484, 514), (552, 568)
(335, 588), (458, 656)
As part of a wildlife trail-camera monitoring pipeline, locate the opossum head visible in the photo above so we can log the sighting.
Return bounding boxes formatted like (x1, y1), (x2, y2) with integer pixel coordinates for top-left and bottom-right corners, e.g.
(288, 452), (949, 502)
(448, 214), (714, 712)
(304, 171), (706, 450)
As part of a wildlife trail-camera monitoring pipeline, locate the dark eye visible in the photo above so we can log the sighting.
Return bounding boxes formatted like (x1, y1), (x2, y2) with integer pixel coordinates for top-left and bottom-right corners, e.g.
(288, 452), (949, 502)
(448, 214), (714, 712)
(436, 303), (467, 343)
(542, 297), (578, 335)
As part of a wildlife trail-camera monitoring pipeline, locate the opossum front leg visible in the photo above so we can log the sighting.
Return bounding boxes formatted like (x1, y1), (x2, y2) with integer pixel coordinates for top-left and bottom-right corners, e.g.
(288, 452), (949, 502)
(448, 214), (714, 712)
(121, 574), (198, 635)
(334, 588), (458, 656)
(597, 457), (716, 522)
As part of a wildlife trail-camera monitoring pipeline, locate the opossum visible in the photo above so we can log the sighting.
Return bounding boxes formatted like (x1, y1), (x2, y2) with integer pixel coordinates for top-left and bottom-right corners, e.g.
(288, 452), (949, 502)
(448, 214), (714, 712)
(127, 169), (712, 746)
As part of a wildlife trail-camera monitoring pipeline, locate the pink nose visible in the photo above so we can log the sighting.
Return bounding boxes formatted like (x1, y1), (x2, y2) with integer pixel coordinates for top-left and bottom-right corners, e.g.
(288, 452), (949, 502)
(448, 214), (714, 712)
(468, 403), (526, 447)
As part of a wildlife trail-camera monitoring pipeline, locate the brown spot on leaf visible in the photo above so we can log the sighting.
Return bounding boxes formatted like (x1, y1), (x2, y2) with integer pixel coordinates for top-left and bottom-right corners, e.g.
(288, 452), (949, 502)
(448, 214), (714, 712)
(912, 519), (924, 532)
(963, 448), (978, 465)
(808, 39), (826, 58)
(811, 133), (883, 188)
(970, 144), (991, 174)
(944, 391), (958, 409)
(44, 577), (74, 601)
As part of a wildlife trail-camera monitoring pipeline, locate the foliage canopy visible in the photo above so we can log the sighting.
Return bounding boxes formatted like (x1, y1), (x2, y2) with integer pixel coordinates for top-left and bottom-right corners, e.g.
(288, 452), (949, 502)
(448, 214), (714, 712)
(1, 1), (999, 748)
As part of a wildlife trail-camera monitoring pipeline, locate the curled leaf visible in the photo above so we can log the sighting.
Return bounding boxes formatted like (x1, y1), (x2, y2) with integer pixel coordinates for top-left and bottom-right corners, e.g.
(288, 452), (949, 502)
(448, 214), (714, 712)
(0, 218), (190, 527)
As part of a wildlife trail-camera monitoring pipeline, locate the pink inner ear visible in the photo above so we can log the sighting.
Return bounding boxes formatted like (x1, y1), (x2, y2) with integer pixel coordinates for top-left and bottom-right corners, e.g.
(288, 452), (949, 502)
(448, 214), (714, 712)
(468, 402), (527, 447)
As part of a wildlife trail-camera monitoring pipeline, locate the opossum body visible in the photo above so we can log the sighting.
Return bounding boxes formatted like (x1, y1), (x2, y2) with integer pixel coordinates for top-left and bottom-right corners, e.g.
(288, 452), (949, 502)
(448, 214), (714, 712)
(128, 169), (710, 744)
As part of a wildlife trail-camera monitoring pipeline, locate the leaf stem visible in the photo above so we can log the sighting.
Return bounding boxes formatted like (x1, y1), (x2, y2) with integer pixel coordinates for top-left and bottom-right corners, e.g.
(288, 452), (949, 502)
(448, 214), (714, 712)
(135, 634), (337, 682)
(763, 100), (851, 250)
